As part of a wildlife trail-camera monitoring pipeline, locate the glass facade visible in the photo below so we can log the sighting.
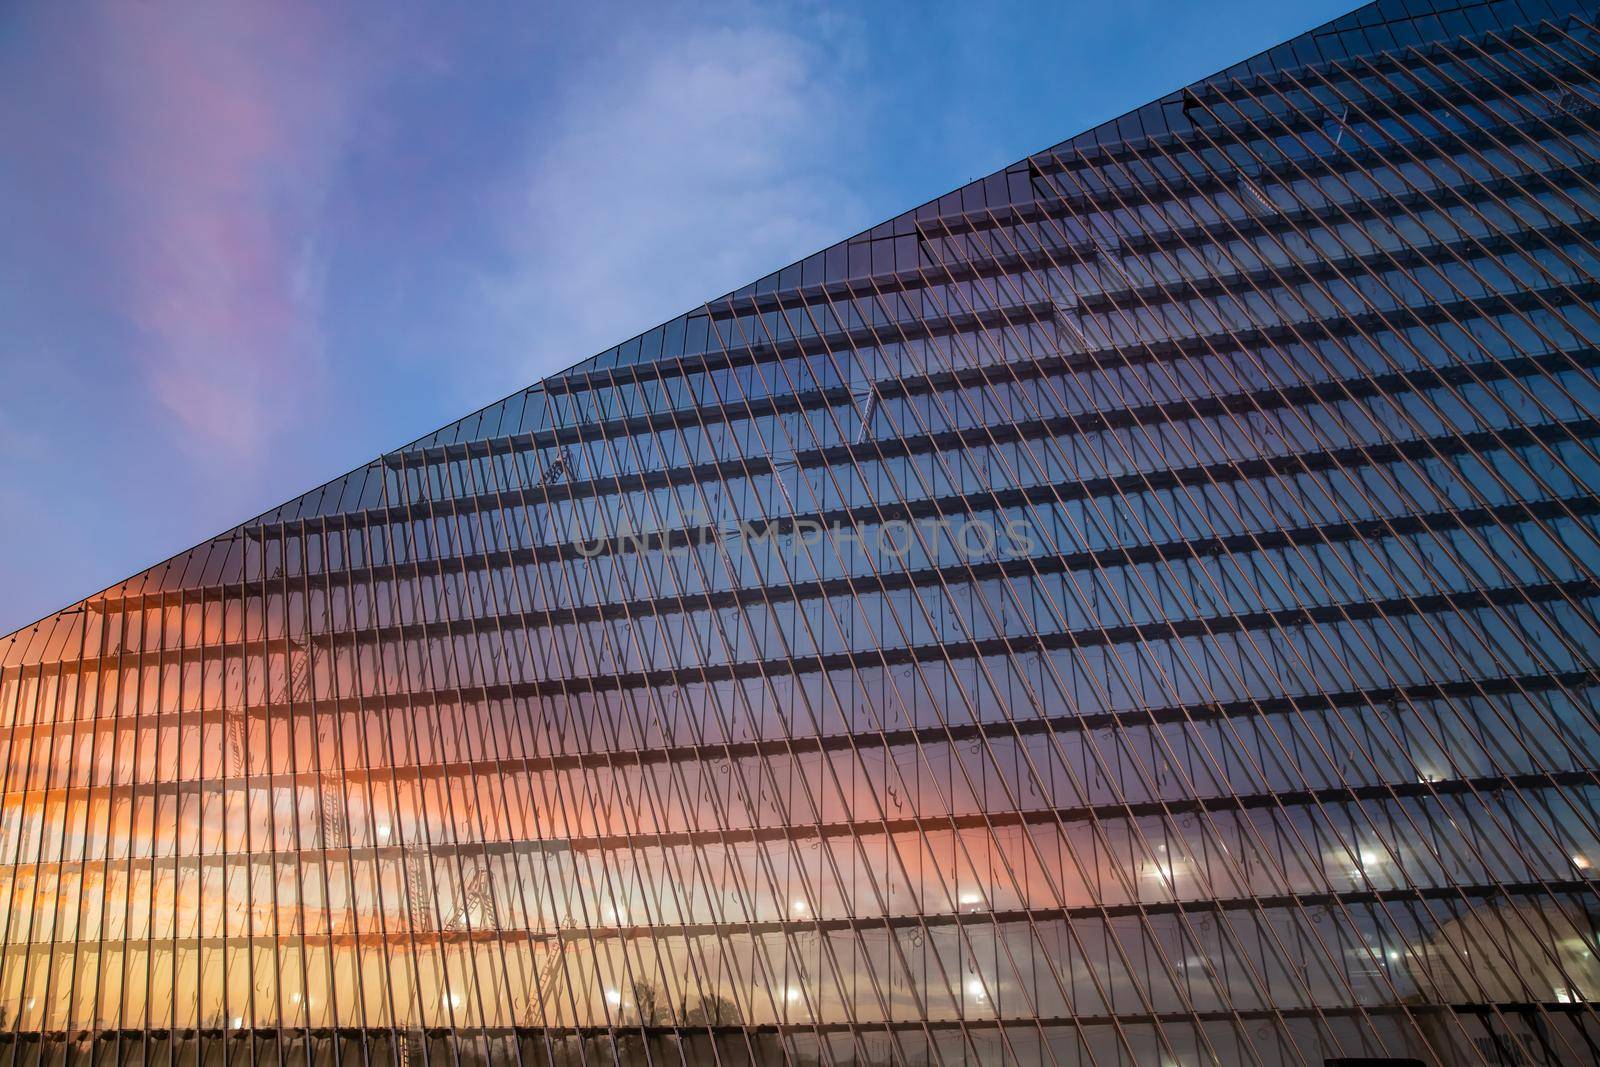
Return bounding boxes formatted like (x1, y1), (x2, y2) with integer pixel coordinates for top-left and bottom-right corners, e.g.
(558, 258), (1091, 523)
(5, 0), (1600, 1062)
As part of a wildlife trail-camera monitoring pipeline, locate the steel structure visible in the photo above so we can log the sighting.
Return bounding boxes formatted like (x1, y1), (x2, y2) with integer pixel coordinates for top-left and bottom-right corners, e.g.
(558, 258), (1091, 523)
(5, 0), (1600, 1063)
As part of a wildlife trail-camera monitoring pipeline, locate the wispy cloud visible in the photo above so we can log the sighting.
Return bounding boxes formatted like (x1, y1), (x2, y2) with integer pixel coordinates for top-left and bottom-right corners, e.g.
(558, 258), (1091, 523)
(89, 2), (366, 460)
(484, 5), (873, 381)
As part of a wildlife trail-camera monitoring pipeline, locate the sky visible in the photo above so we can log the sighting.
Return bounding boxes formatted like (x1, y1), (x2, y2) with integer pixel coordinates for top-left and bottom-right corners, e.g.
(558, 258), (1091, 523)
(0, 0), (1354, 636)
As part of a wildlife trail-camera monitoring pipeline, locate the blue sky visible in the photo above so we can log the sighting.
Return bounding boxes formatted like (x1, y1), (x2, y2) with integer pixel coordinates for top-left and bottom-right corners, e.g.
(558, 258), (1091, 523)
(0, 0), (1352, 635)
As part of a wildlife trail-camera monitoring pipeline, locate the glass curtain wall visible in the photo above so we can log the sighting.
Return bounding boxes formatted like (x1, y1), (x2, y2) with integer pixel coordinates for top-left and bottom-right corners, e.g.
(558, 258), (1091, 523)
(4, 0), (1600, 1063)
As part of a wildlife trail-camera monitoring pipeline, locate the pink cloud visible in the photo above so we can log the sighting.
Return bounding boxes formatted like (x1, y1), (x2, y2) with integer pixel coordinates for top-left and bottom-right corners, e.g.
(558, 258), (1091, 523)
(89, 1), (359, 460)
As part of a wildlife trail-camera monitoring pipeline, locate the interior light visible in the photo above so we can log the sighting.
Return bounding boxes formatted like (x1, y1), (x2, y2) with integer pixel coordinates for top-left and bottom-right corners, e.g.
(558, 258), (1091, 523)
(604, 989), (622, 1006)
(791, 899), (808, 915)
(966, 978), (987, 999)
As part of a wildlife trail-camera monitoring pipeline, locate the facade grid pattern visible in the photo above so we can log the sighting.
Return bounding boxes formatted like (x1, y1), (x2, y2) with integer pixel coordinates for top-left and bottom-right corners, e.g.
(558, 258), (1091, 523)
(4, 0), (1600, 1063)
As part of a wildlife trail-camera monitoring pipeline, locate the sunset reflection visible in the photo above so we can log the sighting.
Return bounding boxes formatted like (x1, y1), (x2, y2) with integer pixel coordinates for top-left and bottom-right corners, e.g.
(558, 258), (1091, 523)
(6, 1), (1600, 1064)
